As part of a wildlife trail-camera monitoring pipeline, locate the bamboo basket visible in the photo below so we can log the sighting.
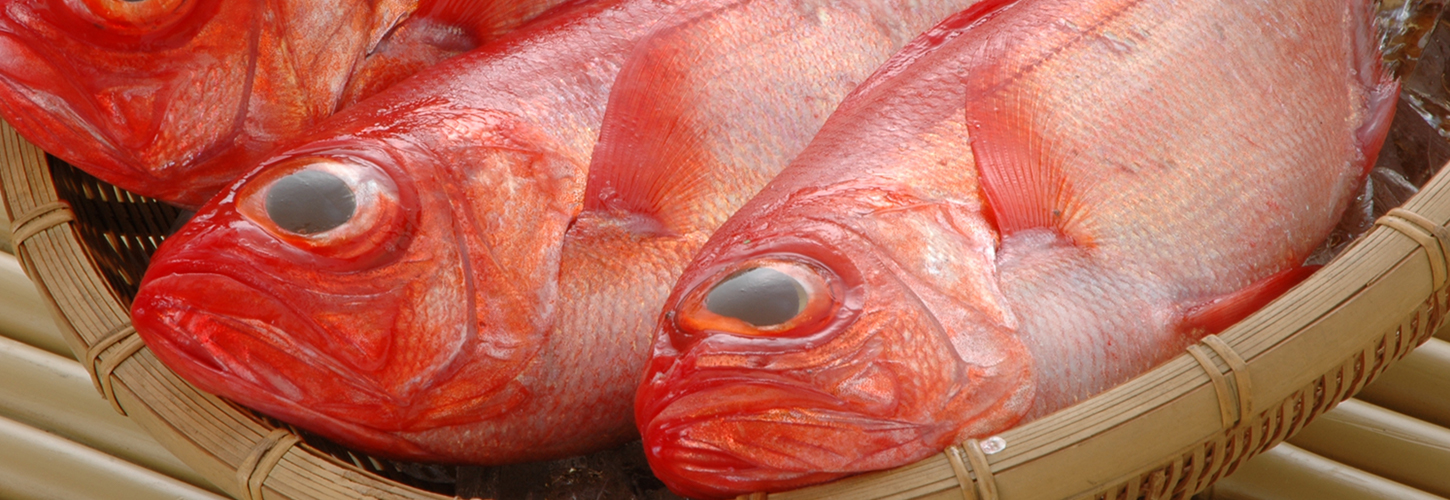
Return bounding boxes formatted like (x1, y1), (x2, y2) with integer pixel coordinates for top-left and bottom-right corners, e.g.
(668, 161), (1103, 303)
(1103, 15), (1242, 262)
(2, 103), (1448, 500)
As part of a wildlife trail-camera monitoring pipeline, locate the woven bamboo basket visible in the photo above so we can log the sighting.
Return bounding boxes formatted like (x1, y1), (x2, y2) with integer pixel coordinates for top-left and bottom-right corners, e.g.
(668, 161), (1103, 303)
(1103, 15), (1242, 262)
(3, 95), (1449, 500)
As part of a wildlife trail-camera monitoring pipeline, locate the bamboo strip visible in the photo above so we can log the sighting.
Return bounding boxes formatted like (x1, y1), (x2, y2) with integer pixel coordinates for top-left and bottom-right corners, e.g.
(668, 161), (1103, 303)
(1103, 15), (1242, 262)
(0, 211), (10, 252)
(0, 414), (225, 500)
(1202, 444), (1444, 500)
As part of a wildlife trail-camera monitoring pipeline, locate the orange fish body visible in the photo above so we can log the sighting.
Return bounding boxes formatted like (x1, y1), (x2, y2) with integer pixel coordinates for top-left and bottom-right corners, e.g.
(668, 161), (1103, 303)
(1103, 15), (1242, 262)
(129, 0), (709, 464)
(0, 0), (571, 208)
(636, 0), (1396, 497)
(129, 0), (984, 464)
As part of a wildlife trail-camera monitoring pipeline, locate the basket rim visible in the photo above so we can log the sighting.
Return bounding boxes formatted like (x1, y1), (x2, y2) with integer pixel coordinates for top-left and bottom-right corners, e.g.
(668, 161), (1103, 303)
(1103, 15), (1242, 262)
(3, 118), (1447, 500)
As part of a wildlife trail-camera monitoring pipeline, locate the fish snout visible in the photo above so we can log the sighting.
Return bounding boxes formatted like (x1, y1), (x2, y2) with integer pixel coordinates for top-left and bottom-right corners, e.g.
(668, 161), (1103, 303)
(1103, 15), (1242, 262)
(131, 272), (331, 408)
(639, 377), (951, 499)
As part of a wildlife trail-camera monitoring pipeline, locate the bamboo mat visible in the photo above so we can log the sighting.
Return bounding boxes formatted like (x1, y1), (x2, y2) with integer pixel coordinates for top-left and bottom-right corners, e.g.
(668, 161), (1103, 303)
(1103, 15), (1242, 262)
(1, 221), (1448, 499)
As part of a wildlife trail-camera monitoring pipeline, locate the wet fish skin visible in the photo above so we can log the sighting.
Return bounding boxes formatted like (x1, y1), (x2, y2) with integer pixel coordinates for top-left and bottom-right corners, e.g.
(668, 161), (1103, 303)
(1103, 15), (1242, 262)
(636, 0), (1397, 497)
(0, 0), (569, 208)
(128, 0), (709, 464)
(129, 0), (983, 464)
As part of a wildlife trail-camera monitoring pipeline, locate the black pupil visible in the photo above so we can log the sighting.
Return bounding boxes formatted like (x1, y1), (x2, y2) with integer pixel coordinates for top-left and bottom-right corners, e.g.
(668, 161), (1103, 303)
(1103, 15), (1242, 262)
(265, 170), (356, 235)
(705, 267), (807, 327)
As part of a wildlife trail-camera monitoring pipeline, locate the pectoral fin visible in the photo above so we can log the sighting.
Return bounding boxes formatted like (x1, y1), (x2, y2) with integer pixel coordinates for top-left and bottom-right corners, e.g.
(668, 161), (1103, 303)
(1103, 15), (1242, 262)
(582, 1), (775, 236)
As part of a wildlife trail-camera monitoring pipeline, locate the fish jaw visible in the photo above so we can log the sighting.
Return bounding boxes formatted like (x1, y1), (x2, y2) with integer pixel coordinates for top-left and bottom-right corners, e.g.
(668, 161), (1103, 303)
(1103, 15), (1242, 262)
(132, 272), (439, 458)
(638, 209), (1034, 499)
(130, 138), (556, 461)
(641, 379), (947, 499)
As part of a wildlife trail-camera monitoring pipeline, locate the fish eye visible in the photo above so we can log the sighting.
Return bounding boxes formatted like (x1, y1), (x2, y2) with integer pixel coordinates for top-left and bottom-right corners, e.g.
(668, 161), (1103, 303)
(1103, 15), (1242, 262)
(705, 267), (808, 327)
(265, 170), (357, 235)
(675, 258), (838, 338)
(236, 156), (410, 263)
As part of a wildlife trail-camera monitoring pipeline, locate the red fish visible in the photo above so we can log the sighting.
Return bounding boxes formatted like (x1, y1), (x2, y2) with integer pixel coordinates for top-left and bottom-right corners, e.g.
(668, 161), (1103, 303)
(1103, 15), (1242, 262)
(0, 0), (571, 208)
(635, 0), (1397, 497)
(129, 0), (983, 464)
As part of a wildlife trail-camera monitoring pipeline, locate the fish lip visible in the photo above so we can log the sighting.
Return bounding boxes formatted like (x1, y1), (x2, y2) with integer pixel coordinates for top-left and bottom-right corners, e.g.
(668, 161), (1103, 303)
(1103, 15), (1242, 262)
(639, 372), (934, 498)
(131, 271), (434, 458)
(134, 252), (402, 400)
(132, 271), (351, 401)
(641, 369), (846, 427)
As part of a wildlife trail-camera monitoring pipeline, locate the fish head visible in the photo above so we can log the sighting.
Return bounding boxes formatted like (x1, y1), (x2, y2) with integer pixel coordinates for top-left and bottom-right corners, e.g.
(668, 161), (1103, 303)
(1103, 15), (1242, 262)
(0, 0), (417, 206)
(637, 181), (1035, 498)
(130, 106), (569, 458)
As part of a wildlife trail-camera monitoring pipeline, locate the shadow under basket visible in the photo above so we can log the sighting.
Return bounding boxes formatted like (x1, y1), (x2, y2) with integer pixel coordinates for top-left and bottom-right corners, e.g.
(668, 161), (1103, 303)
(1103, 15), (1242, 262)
(4, 116), (1450, 500)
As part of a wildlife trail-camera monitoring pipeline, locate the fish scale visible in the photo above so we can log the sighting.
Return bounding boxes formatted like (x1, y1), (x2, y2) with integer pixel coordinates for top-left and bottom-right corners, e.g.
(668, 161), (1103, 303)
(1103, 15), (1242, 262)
(130, 0), (984, 466)
(0, 0), (572, 208)
(636, 0), (1397, 497)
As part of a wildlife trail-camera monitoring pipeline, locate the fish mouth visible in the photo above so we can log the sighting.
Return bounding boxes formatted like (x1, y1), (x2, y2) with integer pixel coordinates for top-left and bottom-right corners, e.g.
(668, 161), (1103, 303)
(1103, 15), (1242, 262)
(130, 272), (432, 457)
(639, 373), (950, 499)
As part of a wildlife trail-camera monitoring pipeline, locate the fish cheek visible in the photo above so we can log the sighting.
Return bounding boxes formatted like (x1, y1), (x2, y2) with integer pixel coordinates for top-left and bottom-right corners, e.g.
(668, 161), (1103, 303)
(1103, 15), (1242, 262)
(379, 270), (475, 395)
(824, 306), (955, 420)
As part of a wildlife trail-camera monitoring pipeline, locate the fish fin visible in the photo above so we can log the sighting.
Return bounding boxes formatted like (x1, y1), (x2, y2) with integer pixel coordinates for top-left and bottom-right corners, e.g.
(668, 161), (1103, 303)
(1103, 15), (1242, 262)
(956, 0), (1076, 237)
(417, 0), (573, 40)
(1180, 265), (1320, 335)
(1353, 0), (1400, 174)
(581, 1), (758, 236)
(968, 81), (1069, 237)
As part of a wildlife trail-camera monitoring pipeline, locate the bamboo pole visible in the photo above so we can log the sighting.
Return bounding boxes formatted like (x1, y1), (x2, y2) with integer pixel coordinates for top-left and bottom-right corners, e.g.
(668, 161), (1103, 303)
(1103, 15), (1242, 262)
(0, 413), (225, 500)
(1203, 444), (1444, 500)
(1287, 398), (1450, 497)
(0, 333), (221, 494)
(1356, 338), (1450, 428)
(0, 252), (72, 357)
